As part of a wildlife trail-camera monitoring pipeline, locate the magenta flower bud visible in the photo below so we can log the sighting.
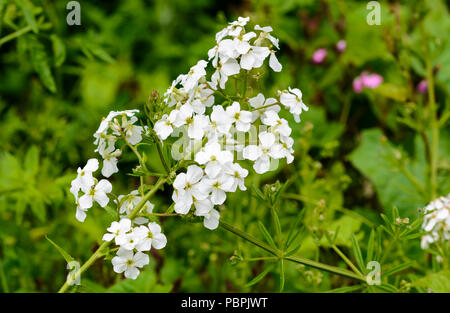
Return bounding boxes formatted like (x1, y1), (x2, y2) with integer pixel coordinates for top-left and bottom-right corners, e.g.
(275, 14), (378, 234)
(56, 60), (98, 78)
(336, 40), (346, 52)
(312, 48), (327, 64)
(417, 80), (428, 93)
(353, 76), (364, 93)
(361, 72), (383, 89)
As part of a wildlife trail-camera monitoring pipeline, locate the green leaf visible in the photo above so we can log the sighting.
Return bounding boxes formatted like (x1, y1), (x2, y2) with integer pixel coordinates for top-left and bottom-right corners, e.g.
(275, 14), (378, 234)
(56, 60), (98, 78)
(351, 235), (365, 273)
(383, 261), (415, 277)
(279, 259), (285, 292)
(17, 0), (38, 33)
(24, 146), (39, 176)
(84, 41), (115, 64)
(284, 210), (305, 250)
(325, 285), (363, 293)
(257, 221), (276, 248)
(28, 36), (56, 93)
(50, 35), (66, 67)
(366, 230), (376, 263)
(245, 264), (275, 288)
(412, 270), (450, 292)
(251, 184), (265, 201)
(348, 129), (426, 217)
(46, 236), (75, 263)
(270, 207), (282, 241)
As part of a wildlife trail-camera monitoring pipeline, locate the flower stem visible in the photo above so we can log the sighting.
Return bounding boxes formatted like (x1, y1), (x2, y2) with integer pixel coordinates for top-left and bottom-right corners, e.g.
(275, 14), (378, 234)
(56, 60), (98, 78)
(57, 177), (167, 293)
(425, 59), (439, 200)
(219, 220), (365, 282)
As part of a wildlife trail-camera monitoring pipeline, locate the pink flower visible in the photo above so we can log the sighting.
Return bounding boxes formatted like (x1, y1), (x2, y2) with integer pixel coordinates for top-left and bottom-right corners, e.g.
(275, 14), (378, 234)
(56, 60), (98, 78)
(360, 72), (383, 89)
(353, 76), (364, 93)
(417, 80), (428, 93)
(312, 48), (327, 64)
(353, 71), (383, 93)
(336, 40), (346, 52)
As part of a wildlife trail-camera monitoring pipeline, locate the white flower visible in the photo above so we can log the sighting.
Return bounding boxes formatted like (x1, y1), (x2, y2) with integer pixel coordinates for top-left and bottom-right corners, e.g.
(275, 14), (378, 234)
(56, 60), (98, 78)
(111, 248), (149, 280)
(120, 227), (145, 250)
(232, 32), (256, 55)
(277, 136), (294, 164)
(79, 179), (112, 209)
(182, 60), (208, 91)
(248, 93), (280, 122)
(113, 114), (144, 145)
(210, 105), (233, 136)
(196, 207), (220, 230)
(226, 102), (253, 132)
(173, 105), (209, 140)
(75, 197), (88, 222)
(243, 132), (282, 174)
(223, 163), (248, 192)
(202, 174), (234, 205)
(254, 25), (279, 49)
(421, 194), (450, 249)
(173, 165), (209, 214)
(135, 222), (167, 251)
(194, 142), (233, 178)
(102, 218), (132, 244)
(101, 147), (121, 178)
(70, 158), (99, 197)
(154, 110), (178, 140)
(240, 46), (270, 70)
(211, 58), (240, 89)
(279, 87), (309, 123)
(269, 52), (282, 72)
(262, 110), (292, 137)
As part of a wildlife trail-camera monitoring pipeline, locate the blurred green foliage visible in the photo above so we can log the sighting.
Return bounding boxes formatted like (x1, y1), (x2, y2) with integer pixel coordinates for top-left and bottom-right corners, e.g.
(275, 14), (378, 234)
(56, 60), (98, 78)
(0, 0), (449, 292)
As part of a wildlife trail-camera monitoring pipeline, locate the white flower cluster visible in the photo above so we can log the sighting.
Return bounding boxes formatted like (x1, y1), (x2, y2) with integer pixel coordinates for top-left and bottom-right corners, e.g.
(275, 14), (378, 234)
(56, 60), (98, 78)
(70, 110), (146, 223)
(421, 194), (450, 249)
(102, 218), (167, 279)
(93, 110), (145, 177)
(154, 17), (308, 230)
(69, 158), (112, 222)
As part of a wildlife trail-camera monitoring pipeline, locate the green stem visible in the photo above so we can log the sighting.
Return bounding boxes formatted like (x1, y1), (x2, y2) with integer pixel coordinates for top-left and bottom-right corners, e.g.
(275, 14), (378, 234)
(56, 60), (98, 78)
(219, 220), (365, 283)
(331, 244), (363, 277)
(57, 177), (166, 293)
(156, 140), (170, 174)
(0, 25), (33, 47)
(426, 59), (439, 200)
(58, 241), (110, 293)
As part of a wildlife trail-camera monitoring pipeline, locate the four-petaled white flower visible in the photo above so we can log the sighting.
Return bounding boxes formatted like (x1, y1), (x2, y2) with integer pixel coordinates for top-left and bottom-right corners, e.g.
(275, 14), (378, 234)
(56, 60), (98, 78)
(70, 158), (99, 197)
(195, 142), (233, 178)
(279, 87), (309, 123)
(243, 132), (282, 174)
(226, 102), (253, 132)
(111, 248), (149, 280)
(79, 179), (112, 209)
(135, 222), (167, 251)
(103, 218), (132, 244)
(173, 165), (209, 214)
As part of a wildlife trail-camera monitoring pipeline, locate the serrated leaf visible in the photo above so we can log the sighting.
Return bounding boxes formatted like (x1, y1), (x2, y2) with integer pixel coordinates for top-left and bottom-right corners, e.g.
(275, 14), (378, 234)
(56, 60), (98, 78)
(46, 236), (75, 263)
